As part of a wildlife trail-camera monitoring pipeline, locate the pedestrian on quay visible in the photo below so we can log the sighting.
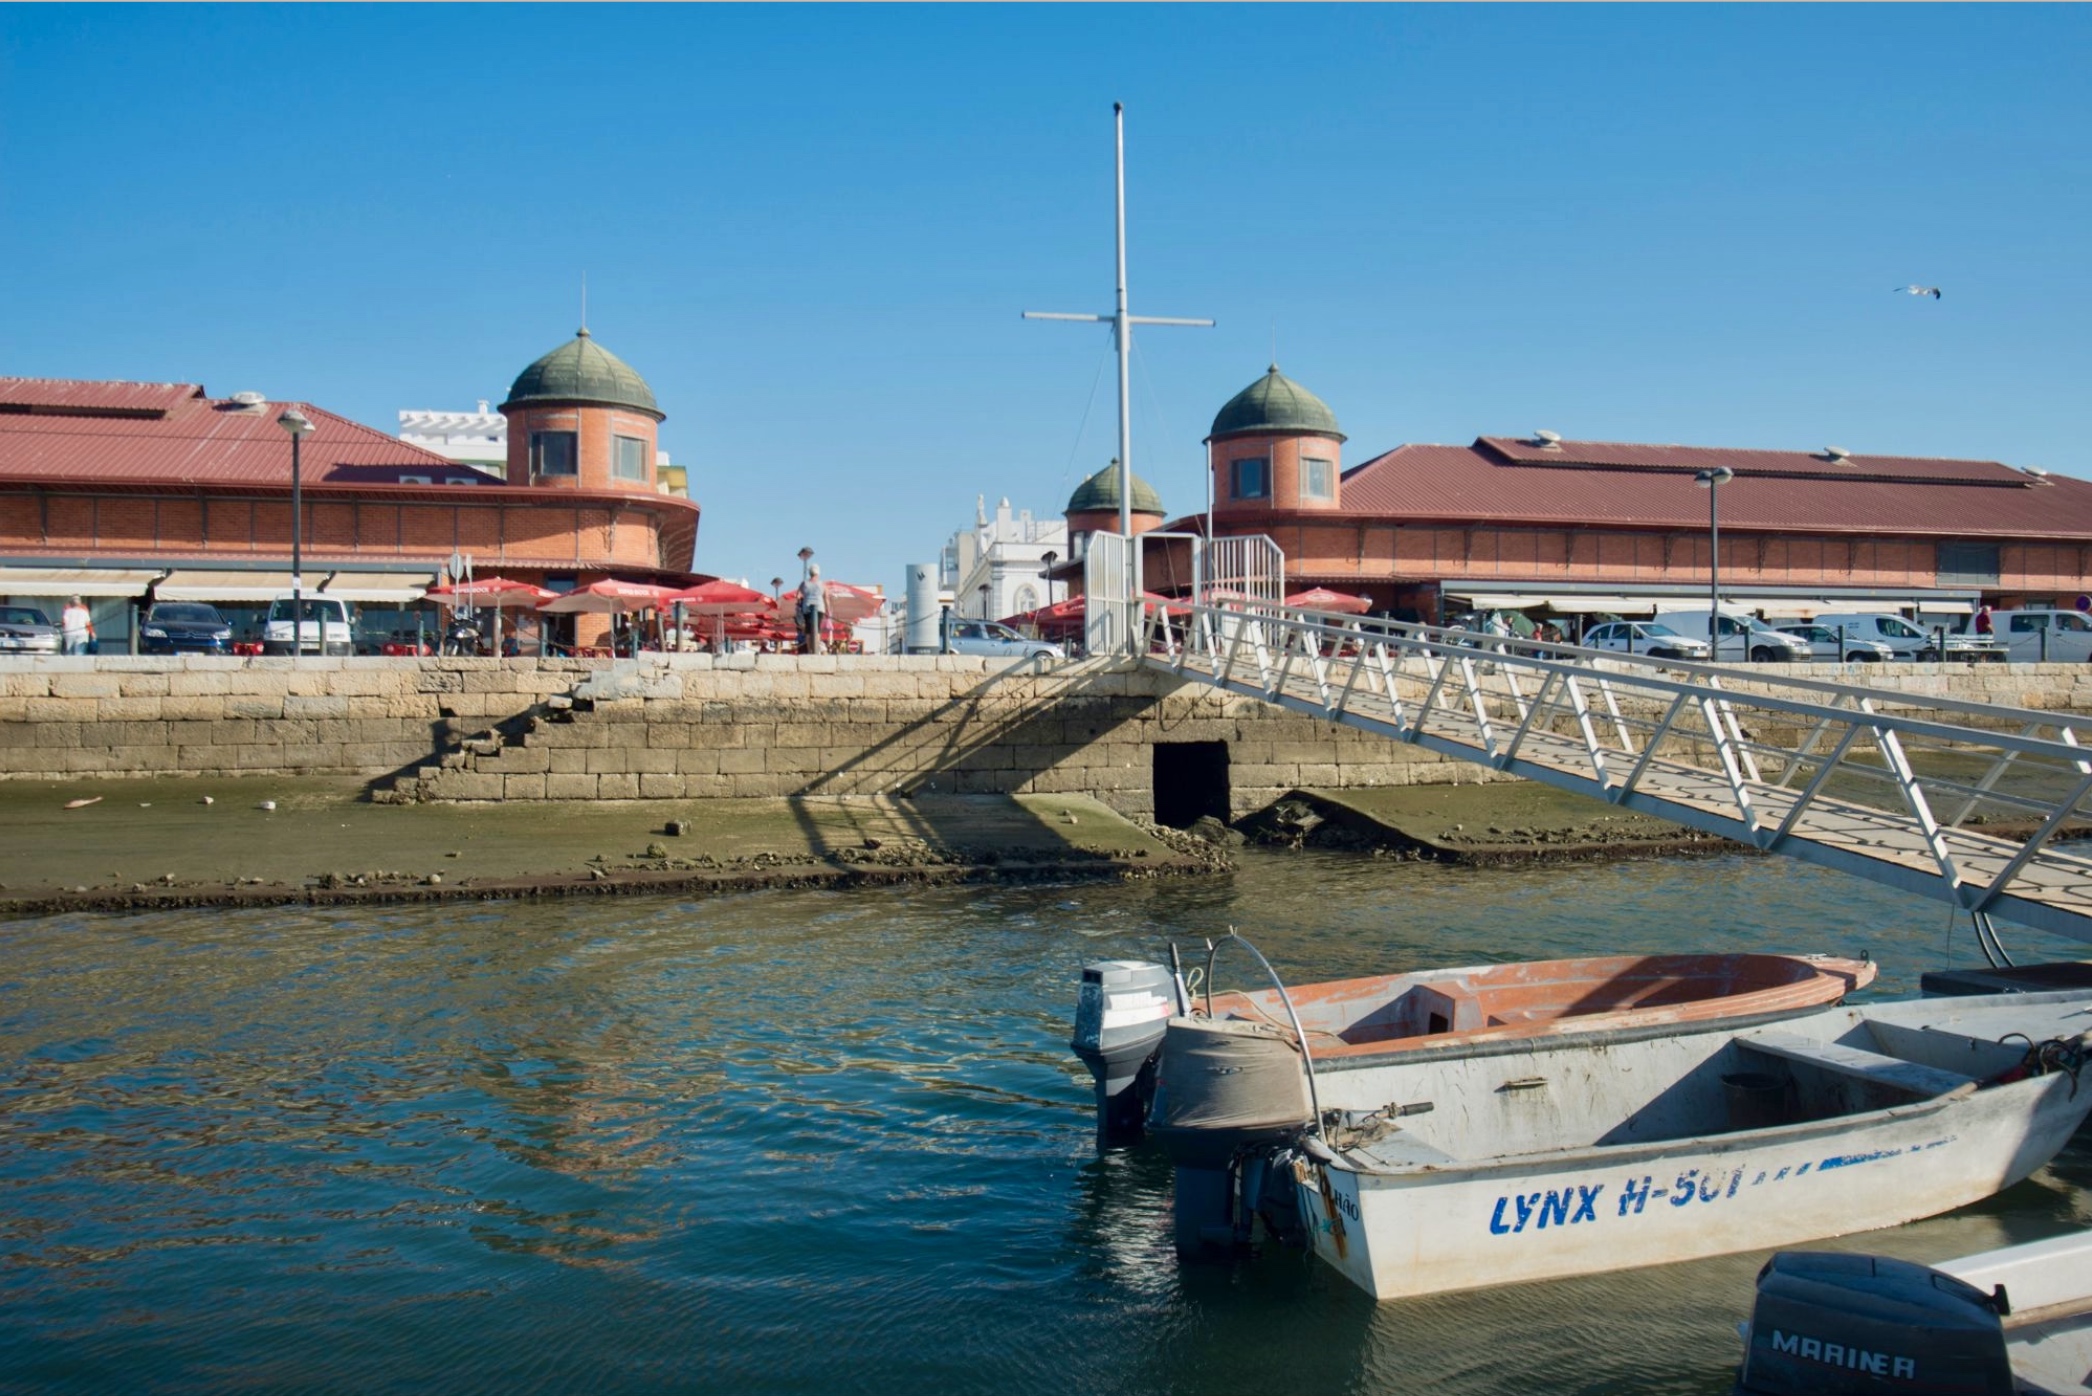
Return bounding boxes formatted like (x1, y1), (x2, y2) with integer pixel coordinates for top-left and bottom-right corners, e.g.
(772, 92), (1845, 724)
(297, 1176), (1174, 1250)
(1975, 603), (1995, 636)
(798, 565), (828, 655)
(60, 595), (94, 655)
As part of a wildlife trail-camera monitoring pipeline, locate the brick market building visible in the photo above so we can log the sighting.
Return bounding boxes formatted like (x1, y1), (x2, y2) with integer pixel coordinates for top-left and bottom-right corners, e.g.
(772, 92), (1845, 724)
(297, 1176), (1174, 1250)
(1148, 364), (2092, 624)
(0, 328), (701, 648)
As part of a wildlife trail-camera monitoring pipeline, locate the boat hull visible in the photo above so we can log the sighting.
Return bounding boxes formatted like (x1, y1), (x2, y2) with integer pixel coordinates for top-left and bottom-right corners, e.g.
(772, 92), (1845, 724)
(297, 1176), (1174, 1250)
(1299, 1073), (2089, 1300)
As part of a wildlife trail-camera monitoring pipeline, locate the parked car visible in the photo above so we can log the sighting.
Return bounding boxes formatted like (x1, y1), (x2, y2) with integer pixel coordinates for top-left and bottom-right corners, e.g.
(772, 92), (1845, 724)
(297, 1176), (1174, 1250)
(1989, 608), (2092, 663)
(262, 596), (354, 656)
(1657, 609), (1812, 663)
(0, 605), (61, 655)
(1772, 623), (1895, 663)
(1581, 620), (1711, 661)
(139, 602), (234, 655)
(944, 619), (1064, 660)
(1815, 612), (2007, 663)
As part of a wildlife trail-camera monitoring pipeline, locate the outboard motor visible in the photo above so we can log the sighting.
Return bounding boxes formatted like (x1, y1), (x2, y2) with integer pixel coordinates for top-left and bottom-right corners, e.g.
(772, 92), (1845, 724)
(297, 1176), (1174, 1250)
(1739, 1251), (2013, 1396)
(1070, 960), (1177, 1150)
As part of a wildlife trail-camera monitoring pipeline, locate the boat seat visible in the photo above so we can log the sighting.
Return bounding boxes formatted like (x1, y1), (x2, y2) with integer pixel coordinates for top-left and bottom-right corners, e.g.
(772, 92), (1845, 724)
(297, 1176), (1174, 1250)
(1740, 1032), (1977, 1099)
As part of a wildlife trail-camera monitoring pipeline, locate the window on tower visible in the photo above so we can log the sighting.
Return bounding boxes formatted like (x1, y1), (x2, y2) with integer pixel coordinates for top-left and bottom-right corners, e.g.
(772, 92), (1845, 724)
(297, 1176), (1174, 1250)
(1231, 457), (1269, 500)
(1302, 457), (1335, 500)
(530, 431), (578, 477)
(613, 435), (648, 482)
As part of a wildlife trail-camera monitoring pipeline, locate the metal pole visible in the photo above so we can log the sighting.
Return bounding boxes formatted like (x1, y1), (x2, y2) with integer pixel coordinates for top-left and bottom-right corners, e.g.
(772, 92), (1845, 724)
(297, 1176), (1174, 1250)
(1113, 101), (1131, 544)
(290, 431), (303, 664)
(1708, 477), (1719, 663)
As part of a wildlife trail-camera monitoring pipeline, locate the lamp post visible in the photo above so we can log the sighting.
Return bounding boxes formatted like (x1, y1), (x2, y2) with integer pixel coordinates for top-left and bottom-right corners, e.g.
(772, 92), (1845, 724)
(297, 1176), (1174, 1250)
(1041, 550), (1058, 610)
(1693, 466), (1734, 661)
(277, 409), (314, 662)
(978, 583), (990, 619)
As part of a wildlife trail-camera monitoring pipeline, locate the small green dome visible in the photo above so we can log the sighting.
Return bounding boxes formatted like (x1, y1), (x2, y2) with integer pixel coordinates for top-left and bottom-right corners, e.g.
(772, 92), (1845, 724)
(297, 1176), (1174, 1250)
(1066, 459), (1164, 517)
(1208, 364), (1343, 442)
(500, 328), (662, 418)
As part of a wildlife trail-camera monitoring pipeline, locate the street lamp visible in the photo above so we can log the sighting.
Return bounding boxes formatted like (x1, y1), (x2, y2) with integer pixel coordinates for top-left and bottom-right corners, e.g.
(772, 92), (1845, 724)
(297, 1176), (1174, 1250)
(1693, 466), (1734, 661)
(978, 583), (990, 619)
(1041, 550), (1058, 610)
(277, 409), (314, 661)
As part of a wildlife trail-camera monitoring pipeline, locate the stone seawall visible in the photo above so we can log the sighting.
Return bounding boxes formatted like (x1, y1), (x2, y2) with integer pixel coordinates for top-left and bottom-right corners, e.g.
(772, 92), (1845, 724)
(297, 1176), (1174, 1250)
(5, 655), (2091, 820)
(0, 655), (1482, 818)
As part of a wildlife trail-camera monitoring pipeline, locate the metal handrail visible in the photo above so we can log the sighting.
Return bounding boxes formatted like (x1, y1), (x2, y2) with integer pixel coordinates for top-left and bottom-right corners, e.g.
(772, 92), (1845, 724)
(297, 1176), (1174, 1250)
(1142, 598), (2092, 945)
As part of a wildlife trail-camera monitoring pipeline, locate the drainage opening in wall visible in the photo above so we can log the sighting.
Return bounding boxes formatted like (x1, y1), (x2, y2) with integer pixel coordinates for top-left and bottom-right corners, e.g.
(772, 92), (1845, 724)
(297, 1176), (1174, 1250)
(1153, 741), (1230, 829)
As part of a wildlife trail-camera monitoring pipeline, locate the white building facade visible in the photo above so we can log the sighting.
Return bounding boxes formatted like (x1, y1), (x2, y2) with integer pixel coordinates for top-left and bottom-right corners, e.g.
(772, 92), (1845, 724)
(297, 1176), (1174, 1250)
(941, 495), (1068, 620)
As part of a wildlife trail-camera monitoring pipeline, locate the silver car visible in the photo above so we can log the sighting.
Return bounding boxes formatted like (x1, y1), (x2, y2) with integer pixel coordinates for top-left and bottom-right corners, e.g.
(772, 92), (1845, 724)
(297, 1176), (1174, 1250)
(1581, 620), (1712, 661)
(1775, 623), (1894, 663)
(945, 619), (1064, 660)
(0, 605), (61, 654)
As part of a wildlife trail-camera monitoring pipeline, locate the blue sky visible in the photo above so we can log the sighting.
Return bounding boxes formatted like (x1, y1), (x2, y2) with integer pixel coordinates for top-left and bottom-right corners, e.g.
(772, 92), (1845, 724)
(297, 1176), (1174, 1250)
(3, 5), (2088, 592)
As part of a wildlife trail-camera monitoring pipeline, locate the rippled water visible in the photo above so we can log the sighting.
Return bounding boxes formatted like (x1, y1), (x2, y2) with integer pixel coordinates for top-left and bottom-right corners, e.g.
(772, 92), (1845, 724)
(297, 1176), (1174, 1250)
(2, 851), (2086, 1395)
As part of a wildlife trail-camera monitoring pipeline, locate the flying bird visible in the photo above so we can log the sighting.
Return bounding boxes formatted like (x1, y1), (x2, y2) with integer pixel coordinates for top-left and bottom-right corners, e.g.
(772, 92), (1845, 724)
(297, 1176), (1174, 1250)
(1894, 285), (1943, 299)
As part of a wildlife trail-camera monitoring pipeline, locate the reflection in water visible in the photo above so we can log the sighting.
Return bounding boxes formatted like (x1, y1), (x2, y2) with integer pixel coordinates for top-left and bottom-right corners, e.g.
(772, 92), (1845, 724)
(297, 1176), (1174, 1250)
(0, 852), (2085, 1394)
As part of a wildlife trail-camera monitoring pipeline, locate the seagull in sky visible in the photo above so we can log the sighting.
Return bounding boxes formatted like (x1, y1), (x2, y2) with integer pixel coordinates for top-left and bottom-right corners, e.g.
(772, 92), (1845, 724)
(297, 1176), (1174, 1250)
(1895, 284), (1943, 299)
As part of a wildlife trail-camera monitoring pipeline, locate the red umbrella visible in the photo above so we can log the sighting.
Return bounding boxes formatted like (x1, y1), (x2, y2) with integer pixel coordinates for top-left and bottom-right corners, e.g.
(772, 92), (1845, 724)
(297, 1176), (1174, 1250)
(779, 581), (885, 624)
(540, 578), (683, 656)
(663, 579), (771, 611)
(538, 579), (682, 614)
(424, 577), (556, 608)
(1285, 587), (1372, 614)
(423, 577), (556, 655)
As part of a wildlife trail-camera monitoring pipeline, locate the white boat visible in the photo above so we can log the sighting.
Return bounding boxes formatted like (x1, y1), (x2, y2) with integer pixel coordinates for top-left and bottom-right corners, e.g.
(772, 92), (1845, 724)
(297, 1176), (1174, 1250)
(1737, 1229), (2092, 1395)
(1119, 948), (1870, 1248)
(1282, 990), (2092, 1300)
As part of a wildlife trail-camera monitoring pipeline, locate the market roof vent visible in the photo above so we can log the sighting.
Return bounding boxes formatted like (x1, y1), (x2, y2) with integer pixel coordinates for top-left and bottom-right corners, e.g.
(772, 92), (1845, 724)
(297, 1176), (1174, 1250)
(1532, 429), (1563, 450)
(229, 391), (268, 409)
(1821, 445), (1853, 464)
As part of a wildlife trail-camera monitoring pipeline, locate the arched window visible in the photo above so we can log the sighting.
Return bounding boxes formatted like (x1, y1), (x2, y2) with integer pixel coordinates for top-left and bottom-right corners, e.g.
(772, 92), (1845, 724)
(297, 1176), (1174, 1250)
(1011, 584), (1040, 614)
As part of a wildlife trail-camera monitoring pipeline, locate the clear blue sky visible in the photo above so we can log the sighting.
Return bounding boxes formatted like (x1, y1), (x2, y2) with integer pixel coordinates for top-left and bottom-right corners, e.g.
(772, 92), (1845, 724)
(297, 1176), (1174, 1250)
(4, 5), (2088, 592)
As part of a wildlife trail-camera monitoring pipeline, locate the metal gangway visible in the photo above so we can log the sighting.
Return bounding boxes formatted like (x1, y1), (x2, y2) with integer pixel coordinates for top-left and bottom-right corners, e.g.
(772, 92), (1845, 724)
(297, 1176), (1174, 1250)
(1142, 599), (2092, 947)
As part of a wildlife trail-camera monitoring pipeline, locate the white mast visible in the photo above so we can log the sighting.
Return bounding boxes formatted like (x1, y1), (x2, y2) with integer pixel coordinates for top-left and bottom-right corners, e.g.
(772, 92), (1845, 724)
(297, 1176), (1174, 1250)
(1026, 102), (1214, 538)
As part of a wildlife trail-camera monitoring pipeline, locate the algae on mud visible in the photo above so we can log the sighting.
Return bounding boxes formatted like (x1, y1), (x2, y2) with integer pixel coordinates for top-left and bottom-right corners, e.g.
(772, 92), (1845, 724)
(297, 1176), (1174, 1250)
(0, 777), (1217, 912)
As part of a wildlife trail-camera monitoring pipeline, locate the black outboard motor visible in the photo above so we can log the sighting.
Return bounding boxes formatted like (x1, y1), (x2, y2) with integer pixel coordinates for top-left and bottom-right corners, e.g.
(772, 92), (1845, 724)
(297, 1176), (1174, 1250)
(1070, 960), (1177, 1150)
(1739, 1251), (2013, 1396)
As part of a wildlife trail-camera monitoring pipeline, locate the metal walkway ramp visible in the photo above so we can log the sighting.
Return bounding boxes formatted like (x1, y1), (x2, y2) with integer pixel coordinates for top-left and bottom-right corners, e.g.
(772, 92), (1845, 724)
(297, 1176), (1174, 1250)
(1142, 601), (2092, 946)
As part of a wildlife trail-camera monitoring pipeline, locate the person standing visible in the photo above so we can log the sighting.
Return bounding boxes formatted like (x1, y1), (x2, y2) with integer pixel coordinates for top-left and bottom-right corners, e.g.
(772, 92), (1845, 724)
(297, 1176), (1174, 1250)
(1974, 603), (1994, 636)
(60, 595), (94, 655)
(798, 565), (828, 655)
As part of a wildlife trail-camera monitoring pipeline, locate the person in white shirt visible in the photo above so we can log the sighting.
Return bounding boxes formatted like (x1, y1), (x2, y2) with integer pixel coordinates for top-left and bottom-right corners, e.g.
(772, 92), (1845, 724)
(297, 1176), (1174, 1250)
(797, 566), (827, 655)
(60, 596), (94, 655)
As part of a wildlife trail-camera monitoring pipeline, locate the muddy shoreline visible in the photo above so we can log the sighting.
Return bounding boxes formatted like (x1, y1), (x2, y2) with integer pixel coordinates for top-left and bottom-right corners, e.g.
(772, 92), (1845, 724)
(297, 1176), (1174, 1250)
(0, 774), (1781, 918)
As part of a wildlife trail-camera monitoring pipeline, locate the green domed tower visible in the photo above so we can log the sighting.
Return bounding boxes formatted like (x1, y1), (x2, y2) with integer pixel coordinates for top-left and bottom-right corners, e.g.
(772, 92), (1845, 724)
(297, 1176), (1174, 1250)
(500, 328), (665, 491)
(1064, 458), (1165, 556)
(1207, 365), (1345, 516)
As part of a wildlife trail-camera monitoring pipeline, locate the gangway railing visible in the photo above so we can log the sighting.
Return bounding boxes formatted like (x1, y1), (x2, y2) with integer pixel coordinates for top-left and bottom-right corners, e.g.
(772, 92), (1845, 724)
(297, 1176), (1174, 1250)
(1142, 599), (2092, 946)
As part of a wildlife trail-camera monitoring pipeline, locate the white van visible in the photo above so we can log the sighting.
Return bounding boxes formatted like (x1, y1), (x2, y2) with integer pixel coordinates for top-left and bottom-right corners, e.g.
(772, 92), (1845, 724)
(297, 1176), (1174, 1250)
(263, 595), (354, 656)
(1990, 609), (2092, 663)
(1655, 608), (1812, 663)
(1814, 612), (2005, 663)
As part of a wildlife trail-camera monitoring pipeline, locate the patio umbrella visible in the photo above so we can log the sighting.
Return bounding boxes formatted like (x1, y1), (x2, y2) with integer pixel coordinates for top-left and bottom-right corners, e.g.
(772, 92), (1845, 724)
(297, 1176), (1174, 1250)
(423, 577), (556, 656)
(539, 579), (684, 656)
(778, 581), (885, 625)
(663, 579), (774, 649)
(1285, 587), (1372, 615)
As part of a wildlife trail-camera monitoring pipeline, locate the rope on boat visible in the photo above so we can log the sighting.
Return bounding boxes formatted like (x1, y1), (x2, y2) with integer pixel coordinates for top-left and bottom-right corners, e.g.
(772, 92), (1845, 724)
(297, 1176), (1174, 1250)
(1990, 1030), (2090, 1098)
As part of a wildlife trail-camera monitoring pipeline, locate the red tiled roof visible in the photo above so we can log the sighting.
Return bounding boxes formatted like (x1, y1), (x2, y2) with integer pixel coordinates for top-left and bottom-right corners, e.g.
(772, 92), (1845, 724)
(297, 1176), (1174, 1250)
(1477, 435), (2019, 484)
(0, 378), (207, 416)
(1335, 438), (2092, 541)
(0, 377), (455, 486)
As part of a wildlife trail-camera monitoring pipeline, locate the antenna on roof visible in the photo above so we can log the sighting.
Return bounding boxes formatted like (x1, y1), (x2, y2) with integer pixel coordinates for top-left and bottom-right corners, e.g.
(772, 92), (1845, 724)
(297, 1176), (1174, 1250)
(580, 272), (588, 336)
(1533, 429), (1562, 449)
(1823, 445), (1852, 463)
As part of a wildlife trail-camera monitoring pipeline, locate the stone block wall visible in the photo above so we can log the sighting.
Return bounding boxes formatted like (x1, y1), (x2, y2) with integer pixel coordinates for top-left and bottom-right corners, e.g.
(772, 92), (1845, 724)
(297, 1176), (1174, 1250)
(387, 655), (1486, 817)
